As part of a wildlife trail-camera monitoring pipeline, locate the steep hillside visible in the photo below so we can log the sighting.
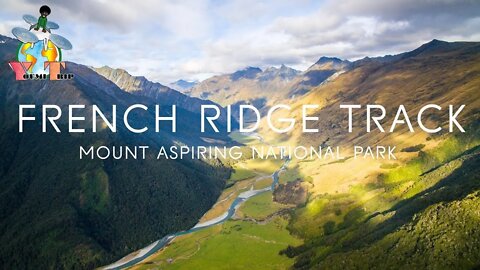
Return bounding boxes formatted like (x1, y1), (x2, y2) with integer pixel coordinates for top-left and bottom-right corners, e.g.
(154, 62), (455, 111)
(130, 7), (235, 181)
(316, 154), (480, 270)
(289, 57), (350, 98)
(269, 40), (480, 269)
(93, 66), (231, 126)
(284, 145), (480, 270)
(0, 35), (231, 269)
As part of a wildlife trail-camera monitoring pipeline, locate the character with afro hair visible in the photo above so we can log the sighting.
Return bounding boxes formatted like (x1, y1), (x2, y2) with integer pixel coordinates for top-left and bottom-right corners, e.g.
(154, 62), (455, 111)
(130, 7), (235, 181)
(34, 5), (51, 32)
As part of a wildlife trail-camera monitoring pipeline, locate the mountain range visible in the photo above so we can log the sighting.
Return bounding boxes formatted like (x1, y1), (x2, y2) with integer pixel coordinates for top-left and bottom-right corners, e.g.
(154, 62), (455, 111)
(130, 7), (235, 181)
(186, 58), (350, 121)
(120, 39), (480, 270)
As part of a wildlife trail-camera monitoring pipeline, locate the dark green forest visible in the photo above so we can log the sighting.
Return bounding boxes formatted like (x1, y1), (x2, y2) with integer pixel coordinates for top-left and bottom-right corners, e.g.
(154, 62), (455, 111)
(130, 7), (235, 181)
(0, 35), (232, 269)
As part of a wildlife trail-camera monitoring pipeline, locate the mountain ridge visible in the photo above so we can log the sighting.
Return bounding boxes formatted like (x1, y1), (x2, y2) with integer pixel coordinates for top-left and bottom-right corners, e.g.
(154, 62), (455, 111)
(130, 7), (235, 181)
(93, 65), (234, 129)
(169, 79), (198, 92)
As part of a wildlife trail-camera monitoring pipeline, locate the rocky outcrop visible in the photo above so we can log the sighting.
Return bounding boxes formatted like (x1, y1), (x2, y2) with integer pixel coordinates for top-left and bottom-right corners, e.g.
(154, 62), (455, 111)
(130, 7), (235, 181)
(273, 179), (309, 206)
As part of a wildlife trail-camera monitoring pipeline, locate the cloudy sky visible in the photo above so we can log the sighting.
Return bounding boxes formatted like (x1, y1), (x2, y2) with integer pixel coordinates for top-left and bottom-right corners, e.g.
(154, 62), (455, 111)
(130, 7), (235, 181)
(1, 0), (479, 83)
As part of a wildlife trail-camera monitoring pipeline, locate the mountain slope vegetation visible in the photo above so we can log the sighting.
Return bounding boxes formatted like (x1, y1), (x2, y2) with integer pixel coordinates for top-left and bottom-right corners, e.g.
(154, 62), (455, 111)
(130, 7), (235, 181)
(271, 40), (480, 269)
(0, 35), (231, 269)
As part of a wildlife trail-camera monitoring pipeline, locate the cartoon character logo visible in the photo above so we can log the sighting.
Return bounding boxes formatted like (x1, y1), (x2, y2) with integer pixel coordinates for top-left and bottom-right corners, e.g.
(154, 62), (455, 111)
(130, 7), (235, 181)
(9, 5), (73, 81)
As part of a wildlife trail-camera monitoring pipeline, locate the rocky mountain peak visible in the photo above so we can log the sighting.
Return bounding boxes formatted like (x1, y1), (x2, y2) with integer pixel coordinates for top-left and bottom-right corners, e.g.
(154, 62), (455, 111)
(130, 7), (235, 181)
(259, 64), (300, 81)
(169, 79), (198, 92)
(230, 66), (262, 81)
(315, 56), (344, 65)
(309, 56), (350, 71)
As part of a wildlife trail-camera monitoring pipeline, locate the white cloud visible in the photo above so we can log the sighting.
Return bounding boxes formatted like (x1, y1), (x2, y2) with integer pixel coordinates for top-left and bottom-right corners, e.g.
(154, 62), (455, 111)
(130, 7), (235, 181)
(0, 0), (479, 83)
(176, 0), (480, 80)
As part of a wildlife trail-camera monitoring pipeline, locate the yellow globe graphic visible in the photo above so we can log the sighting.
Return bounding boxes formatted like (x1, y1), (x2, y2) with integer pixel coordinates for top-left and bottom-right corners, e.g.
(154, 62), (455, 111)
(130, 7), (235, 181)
(17, 40), (61, 75)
